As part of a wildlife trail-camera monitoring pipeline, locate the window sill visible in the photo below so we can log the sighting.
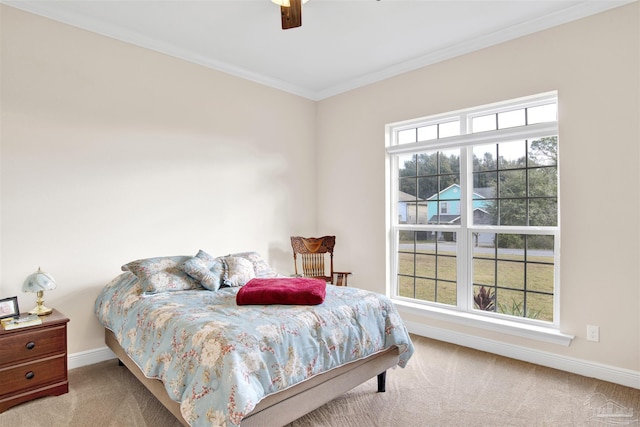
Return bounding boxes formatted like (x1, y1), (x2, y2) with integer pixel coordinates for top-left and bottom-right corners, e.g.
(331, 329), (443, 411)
(393, 299), (574, 346)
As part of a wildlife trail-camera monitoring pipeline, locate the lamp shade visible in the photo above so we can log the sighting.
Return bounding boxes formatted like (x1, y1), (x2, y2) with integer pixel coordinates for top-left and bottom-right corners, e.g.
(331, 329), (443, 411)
(22, 268), (57, 293)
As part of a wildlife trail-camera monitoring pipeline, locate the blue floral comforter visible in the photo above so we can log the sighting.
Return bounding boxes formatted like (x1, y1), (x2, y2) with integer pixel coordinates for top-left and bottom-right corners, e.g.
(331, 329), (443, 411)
(94, 272), (414, 427)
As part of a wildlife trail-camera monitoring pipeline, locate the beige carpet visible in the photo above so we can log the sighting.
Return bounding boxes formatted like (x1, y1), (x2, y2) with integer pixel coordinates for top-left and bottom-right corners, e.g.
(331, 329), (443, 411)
(1, 335), (638, 427)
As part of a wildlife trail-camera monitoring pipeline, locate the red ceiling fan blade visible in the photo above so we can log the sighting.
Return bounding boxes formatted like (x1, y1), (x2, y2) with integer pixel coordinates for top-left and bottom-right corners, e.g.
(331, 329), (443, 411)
(281, 0), (302, 30)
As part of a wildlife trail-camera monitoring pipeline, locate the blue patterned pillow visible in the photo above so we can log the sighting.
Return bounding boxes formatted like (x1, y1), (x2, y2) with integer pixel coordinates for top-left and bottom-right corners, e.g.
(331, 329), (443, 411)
(183, 250), (225, 291)
(122, 256), (202, 293)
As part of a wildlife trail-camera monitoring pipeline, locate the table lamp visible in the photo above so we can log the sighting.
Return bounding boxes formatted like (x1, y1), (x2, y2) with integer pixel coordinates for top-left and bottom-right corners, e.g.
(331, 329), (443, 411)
(22, 267), (57, 316)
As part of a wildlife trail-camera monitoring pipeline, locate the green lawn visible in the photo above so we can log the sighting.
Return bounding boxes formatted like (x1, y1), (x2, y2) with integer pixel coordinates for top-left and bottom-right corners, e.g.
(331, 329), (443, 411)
(397, 248), (554, 322)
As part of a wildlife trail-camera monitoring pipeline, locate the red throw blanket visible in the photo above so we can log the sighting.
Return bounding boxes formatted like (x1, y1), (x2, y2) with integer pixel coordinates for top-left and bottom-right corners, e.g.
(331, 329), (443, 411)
(236, 277), (326, 305)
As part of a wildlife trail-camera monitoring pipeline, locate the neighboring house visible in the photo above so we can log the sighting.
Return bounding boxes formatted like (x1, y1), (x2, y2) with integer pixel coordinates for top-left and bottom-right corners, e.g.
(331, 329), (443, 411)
(426, 184), (492, 221)
(398, 191), (428, 224)
(426, 184), (494, 244)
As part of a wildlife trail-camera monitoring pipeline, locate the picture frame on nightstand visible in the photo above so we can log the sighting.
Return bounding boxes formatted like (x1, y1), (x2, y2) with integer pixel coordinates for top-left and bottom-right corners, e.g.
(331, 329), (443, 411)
(0, 296), (19, 320)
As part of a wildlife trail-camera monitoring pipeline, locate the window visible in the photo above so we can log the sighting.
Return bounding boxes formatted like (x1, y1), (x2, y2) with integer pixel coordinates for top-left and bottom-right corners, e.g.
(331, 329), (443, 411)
(387, 92), (559, 327)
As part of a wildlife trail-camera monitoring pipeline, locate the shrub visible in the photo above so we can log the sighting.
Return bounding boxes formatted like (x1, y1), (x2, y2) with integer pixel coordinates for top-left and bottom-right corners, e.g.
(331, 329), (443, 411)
(473, 286), (495, 311)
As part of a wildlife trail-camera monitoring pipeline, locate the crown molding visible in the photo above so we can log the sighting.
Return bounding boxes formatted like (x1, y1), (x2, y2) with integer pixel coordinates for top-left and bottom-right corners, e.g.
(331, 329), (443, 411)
(0, 0), (317, 100)
(2, 0), (636, 101)
(316, 0), (637, 100)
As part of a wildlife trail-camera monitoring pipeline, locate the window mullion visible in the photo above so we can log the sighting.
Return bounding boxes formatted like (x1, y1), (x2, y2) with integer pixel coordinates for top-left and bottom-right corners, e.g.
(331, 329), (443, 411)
(457, 146), (471, 311)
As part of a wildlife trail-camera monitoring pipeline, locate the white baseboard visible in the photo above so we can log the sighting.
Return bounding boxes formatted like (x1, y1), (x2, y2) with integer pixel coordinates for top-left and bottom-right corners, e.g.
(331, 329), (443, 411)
(68, 346), (116, 370)
(405, 320), (640, 390)
(68, 324), (640, 390)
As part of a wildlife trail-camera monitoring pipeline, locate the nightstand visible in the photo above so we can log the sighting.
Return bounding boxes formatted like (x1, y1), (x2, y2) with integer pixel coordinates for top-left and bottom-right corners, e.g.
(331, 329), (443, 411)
(0, 309), (69, 412)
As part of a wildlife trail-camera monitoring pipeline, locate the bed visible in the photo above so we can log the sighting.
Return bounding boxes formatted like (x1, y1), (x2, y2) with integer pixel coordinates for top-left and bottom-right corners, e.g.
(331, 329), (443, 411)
(94, 251), (414, 427)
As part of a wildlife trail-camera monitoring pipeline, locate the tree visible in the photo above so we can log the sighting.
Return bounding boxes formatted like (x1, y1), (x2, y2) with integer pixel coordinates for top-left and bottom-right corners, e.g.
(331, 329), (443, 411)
(399, 151), (459, 200)
(529, 137), (557, 166)
(481, 137), (557, 230)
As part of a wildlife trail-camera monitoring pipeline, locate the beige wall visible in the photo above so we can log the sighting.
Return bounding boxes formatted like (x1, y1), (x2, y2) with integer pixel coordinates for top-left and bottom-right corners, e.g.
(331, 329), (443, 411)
(1, 3), (638, 375)
(0, 6), (317, 354)
(317, 3), (639, 371)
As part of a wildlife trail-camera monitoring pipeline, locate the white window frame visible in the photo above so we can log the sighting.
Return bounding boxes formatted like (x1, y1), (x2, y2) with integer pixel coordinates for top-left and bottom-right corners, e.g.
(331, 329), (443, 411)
(385, 92), (573, 346)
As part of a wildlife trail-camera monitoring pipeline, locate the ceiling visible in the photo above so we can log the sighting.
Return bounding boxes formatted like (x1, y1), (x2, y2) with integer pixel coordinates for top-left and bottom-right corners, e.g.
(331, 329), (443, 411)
(3, 0), (635, 100)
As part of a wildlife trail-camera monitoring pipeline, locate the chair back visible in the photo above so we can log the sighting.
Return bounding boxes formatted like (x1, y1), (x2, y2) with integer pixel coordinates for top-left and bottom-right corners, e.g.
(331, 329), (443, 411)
(290, 236), (336, 283)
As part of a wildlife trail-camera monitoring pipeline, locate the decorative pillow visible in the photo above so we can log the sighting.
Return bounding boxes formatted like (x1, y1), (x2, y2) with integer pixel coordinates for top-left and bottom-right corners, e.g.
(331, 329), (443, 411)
(227, 251), (278, 278)
(122, 256), (202, 293)
(222, 256), (256, 287)
(183, 250), (225, 291)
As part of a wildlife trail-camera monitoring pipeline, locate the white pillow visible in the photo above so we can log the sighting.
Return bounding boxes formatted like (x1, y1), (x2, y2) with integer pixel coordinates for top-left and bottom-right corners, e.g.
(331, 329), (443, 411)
(223, 256), (256, 287)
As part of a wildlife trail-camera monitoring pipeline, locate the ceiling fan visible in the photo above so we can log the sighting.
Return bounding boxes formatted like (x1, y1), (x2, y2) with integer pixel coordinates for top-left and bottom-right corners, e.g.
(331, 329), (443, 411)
(272, 0), (309, 30)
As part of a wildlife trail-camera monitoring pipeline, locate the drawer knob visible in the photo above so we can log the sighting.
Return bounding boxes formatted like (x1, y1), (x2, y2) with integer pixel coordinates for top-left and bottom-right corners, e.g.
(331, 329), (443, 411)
(26, 341), (36, 350)
(25, 371), (35, 380)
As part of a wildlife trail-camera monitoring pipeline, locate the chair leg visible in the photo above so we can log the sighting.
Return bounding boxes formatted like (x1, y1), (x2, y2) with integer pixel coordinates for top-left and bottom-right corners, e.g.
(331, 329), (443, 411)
(333, 273), (349, 287)
(377, 371), (386, 392)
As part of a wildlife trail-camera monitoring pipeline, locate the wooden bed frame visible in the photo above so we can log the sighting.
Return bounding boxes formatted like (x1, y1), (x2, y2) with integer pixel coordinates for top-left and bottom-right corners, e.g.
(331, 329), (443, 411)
(105, 329), (400, 426)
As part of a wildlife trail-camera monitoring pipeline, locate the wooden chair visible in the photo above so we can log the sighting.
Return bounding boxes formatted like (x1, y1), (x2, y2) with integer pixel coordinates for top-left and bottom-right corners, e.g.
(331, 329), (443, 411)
(290, 236), (351, 286)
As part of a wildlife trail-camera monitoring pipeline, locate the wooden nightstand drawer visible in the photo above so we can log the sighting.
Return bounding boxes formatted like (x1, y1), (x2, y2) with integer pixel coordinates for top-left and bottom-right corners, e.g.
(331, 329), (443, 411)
(0, 354), (67, 396)
(0, 325), (66, 367)
(0, 309), (69, 413)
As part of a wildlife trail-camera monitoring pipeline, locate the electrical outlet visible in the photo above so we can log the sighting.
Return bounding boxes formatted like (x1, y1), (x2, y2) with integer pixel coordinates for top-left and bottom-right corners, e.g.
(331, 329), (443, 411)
(587, 325), (600, 342)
